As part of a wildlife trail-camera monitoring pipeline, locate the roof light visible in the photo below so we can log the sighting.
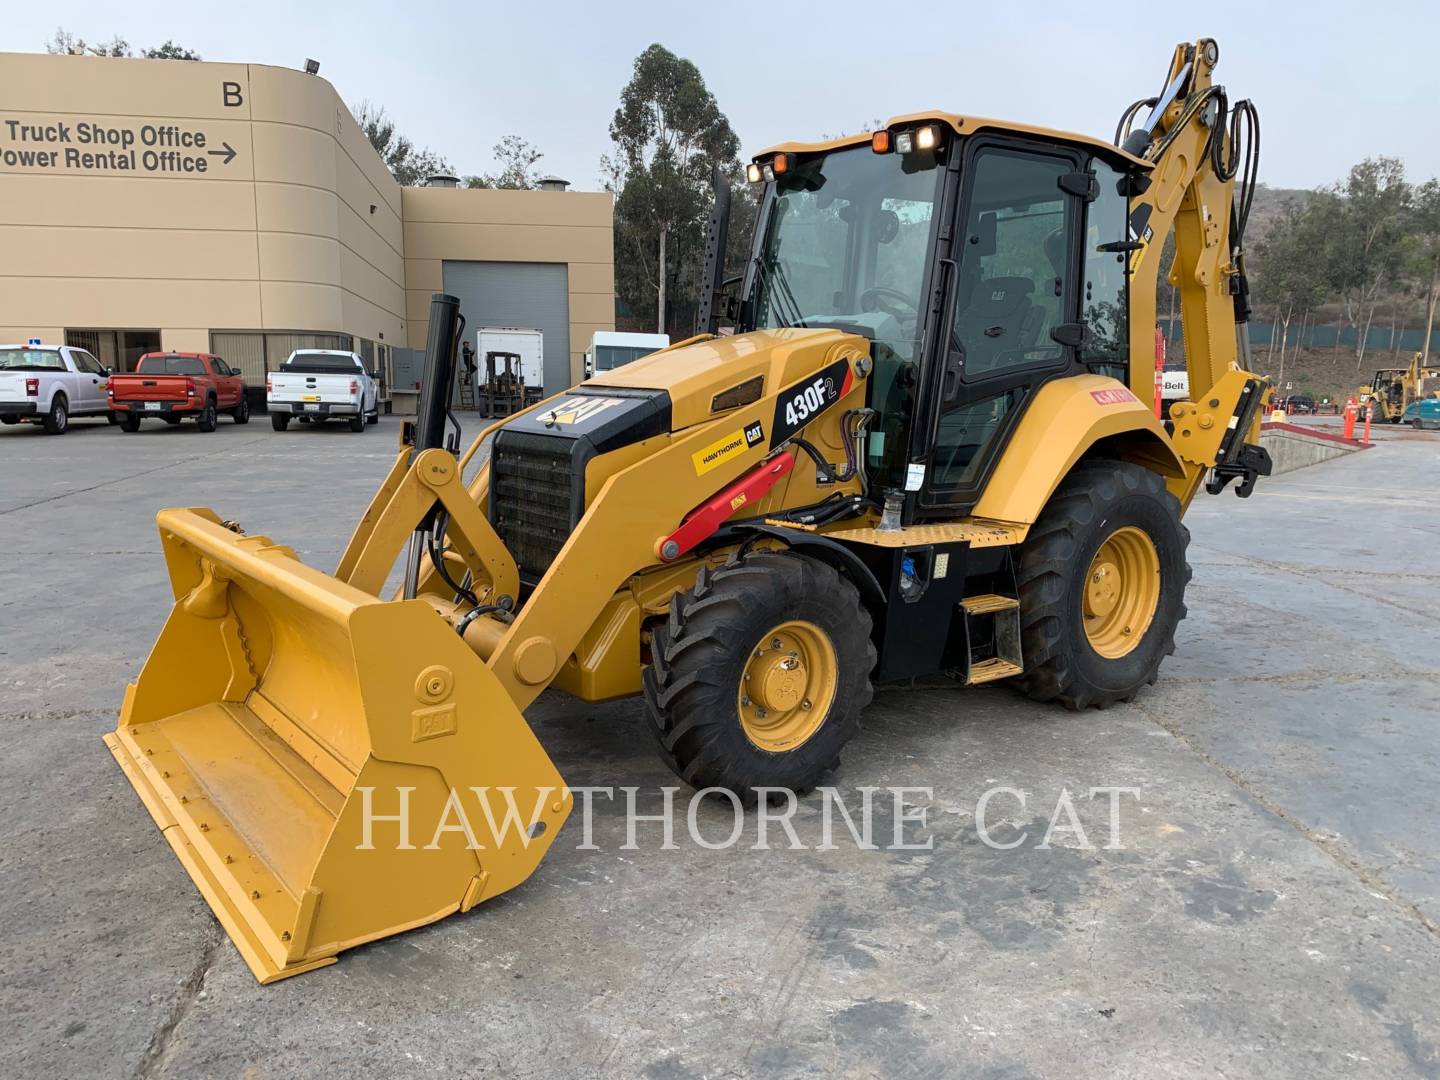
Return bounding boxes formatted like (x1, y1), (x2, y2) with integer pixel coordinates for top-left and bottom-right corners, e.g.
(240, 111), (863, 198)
(894, 131), (913, 154)
(871, 130), (892, 154)
(771, 153), (793, 176)
(746, 163), (763, 184)
(762, 163), (775, 182)
(915, 125), (938, 151)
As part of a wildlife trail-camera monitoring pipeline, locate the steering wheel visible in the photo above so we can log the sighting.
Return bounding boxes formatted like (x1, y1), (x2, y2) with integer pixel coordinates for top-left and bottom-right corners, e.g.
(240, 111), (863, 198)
(860, 286), (919, 322)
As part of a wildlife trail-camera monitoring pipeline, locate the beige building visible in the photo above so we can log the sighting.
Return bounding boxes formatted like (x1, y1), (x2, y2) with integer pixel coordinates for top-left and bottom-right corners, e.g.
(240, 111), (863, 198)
(0, 50), (613, 403)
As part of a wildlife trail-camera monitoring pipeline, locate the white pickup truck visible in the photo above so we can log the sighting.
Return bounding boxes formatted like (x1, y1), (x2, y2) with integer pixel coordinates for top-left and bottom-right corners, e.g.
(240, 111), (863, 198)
(267, 349), (380, 432)
(0, 342), (117, 434)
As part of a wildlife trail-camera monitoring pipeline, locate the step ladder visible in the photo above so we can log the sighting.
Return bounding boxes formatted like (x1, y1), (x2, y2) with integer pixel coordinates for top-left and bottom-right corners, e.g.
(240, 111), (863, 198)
(457, 377), (476, 411)
(959, 594), (1023, 685)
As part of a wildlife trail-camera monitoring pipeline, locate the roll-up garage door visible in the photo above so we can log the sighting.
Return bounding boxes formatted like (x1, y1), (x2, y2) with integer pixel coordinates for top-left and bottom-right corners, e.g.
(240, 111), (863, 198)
(441, 261), (570, 395)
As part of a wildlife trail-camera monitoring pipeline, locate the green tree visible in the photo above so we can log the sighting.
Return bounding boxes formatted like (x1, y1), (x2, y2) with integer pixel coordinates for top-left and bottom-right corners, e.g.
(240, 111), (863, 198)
(1256, 202), (1331, 385)
(351, 101), (453, 187)
(144, 41), (201, 60)
(466, 136), (545, 190)
(1324, 157), (1411, 366)
(46, 28), (130, 56)
(605, 44), (741, 335)
(1406, 179), (1440, 365)
(45, 29), (200, 58)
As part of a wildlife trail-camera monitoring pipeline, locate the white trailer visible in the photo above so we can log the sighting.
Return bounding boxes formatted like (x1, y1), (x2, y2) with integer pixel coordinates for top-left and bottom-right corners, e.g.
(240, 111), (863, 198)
(475, 327), (544, 395)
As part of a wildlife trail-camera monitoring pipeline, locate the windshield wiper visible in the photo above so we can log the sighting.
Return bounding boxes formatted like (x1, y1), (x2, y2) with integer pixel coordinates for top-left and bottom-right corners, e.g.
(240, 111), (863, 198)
(752, 253), (806, 329)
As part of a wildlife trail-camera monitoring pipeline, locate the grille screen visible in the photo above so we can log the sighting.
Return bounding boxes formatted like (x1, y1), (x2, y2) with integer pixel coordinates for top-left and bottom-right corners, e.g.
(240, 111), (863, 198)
(490, 433), (578, 583)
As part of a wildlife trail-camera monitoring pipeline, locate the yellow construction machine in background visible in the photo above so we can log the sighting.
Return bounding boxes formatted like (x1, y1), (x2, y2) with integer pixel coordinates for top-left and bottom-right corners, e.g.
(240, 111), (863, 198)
(1360, 353), (1440, 423)
(107, 37), (1271, 982)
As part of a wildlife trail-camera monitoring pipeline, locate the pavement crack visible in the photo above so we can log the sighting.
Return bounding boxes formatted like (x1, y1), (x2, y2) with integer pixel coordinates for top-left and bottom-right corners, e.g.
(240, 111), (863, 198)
(1136, 699), (1440, 942)
(132, 925), (222, 1080)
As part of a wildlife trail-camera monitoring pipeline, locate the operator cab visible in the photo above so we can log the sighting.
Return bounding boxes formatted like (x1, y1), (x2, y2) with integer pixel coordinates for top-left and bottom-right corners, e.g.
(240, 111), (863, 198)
(739, 117), (1145, 516)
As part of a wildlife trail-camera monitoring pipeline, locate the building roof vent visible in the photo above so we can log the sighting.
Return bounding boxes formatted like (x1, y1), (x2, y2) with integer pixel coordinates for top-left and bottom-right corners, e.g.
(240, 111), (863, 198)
(426, 174), (460, 188)
(537, 176), (571, 192)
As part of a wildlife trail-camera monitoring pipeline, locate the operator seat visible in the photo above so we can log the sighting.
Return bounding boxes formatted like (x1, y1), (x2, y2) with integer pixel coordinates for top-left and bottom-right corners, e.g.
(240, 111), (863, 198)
(953, 278), (1036, 377)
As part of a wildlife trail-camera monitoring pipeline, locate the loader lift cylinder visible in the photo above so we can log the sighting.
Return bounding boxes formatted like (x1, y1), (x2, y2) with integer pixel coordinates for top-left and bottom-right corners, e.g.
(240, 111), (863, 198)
(405, 293), (464, 597)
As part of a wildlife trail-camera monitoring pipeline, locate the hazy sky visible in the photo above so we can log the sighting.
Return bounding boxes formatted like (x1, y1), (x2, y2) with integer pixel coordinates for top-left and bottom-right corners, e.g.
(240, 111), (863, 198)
(7, 1), (1438, 191)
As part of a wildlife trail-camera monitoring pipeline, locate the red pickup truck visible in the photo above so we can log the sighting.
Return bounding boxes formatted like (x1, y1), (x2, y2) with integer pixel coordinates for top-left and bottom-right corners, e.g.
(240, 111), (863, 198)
(109, 352), (249, 432)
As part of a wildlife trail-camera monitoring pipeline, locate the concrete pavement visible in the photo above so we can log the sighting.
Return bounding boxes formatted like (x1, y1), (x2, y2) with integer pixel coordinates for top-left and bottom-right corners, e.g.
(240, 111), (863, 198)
(2, 414), (1439, 1078)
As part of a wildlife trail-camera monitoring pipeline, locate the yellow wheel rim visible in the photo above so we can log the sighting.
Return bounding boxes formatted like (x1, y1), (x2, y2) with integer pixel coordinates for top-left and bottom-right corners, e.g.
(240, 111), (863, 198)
(737, 620), (838, 752)
(1082, 526), (1161, 659)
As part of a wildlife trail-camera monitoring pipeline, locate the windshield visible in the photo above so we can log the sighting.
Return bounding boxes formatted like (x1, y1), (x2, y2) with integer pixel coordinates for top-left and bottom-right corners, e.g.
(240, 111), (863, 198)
(754, 148), (940, 349)
(0, 348), (64, 371)
(283, 352), (358, 374)
(595, 345), (659, 371)
(752, 145), (942, 487)
(138, 355), (206, 376)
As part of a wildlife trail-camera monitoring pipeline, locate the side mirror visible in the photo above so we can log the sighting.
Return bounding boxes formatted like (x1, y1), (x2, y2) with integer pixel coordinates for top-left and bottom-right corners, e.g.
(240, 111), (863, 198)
(105, 367), (114, 375)
(370, 370), (380, 380)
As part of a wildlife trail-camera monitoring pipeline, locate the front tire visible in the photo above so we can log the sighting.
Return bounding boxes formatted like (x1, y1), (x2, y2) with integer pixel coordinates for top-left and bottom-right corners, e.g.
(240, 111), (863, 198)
(643, 551), (875, 802)
(232, 397), (250, 424)
(42, 394), (68, 435)
(1016, 461), (1190, 709)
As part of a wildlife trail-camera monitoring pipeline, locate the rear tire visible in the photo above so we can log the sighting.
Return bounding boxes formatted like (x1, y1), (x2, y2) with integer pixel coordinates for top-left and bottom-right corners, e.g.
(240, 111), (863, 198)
(348, 414), (365, 432)
(1015, 461), (1190, 709)
(367, 408), (379, 425)
(121, 413), (142, 433)
(197, 398), (218, 432)
(643, 550), (875, 802)
(270, 413), (290, 432)
(232, 397), (250, 424)
(42, 394), (68, 435)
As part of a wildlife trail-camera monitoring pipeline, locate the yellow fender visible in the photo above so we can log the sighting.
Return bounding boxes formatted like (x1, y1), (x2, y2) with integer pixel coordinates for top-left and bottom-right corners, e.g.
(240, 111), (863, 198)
(971, 375), (1185, 525)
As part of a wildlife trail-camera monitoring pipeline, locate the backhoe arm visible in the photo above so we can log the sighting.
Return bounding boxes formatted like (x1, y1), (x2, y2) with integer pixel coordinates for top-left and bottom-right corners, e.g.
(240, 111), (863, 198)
(1122, 38), (1270, 508)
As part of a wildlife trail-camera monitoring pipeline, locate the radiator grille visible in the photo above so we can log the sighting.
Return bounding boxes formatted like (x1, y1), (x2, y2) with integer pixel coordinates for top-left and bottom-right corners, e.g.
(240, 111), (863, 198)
(490, 432), (579, 583)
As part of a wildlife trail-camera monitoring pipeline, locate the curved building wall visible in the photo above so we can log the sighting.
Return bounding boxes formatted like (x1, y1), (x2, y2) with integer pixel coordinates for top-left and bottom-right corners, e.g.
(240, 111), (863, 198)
(0, 51), (613, 392)
(0, 52), (405, 354)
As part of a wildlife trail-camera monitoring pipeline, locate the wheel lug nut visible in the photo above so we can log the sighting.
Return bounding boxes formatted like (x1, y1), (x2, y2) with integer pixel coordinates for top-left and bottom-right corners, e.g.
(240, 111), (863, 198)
(771, 638), (781, 649)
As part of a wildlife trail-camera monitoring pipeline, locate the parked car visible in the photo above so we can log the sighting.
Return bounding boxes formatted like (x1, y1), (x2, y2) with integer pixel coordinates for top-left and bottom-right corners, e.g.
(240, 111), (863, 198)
(267, 350), (380, 432)
(1288, 394), (1315, 415)
(109, 352), (248, 432)
(1403, 397), (1440, 431)
(0, 342), (117, 434)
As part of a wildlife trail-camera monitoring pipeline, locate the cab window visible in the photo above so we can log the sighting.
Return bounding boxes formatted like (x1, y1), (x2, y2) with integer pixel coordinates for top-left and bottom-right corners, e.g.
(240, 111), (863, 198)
(1081, 160), (1130, 381)
(951, 150), (1071, 381)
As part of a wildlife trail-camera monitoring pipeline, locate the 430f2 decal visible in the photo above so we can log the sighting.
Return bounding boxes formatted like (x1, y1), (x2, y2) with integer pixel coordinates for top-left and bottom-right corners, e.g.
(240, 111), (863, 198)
(770, 357), (854, 447)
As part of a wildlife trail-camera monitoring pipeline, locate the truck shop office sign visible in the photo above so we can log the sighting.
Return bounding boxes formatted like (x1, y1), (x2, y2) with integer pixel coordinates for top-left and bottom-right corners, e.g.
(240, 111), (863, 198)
(1, 118), (237, 174)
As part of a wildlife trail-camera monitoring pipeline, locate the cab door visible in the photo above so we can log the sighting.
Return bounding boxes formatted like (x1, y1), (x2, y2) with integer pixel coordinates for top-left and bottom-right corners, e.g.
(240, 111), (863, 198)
(916, 141), (1086, 514)
(70, 349), (109, 413)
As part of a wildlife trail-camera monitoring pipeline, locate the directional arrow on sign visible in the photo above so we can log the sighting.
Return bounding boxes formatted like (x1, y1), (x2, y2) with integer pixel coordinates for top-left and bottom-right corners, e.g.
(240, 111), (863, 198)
(207, 141), (236, 166)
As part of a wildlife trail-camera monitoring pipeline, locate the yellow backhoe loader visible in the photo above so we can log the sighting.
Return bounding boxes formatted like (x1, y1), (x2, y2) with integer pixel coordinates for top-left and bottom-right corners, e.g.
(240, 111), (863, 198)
(107, 38), (1271, 982)
(1360, 353), (1440, 423)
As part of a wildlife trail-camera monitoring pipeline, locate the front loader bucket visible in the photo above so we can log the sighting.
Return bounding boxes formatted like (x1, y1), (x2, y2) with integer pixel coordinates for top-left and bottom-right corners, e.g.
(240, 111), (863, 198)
(105, 508), (571, 983)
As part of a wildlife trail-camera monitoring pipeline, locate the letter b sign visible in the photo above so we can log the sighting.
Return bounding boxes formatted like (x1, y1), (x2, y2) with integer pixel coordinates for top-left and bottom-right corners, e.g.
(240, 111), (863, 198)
(222, 81), (243, 107)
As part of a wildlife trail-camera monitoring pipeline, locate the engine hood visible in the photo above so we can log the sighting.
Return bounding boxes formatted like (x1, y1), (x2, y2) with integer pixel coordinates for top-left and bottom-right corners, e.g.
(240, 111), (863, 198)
(584, 327), (867, 431)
